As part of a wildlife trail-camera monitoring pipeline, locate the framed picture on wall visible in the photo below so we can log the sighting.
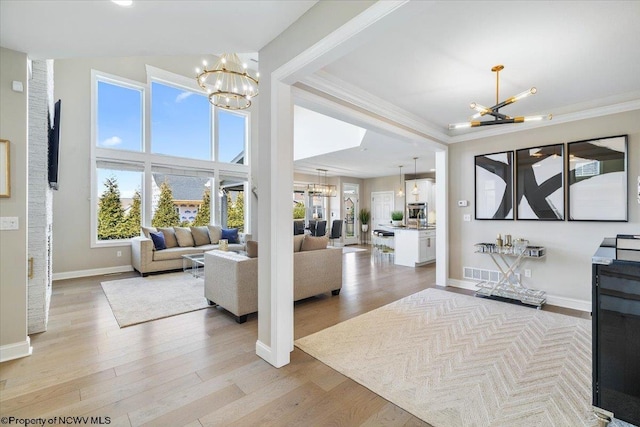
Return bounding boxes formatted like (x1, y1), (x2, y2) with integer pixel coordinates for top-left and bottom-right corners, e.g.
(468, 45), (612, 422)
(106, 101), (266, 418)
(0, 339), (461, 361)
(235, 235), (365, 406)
(567, 135), (628, 221)
(516, 143), (564, 220)
(475, 151), (514, 220)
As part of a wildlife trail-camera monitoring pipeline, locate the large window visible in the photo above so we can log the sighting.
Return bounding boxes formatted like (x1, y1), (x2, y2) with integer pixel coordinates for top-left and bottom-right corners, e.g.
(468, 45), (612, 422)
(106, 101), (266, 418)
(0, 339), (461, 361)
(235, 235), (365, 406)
(97, 81), (143, 152)
(151, 81), (212, 160)
(91, 69), (250, 246)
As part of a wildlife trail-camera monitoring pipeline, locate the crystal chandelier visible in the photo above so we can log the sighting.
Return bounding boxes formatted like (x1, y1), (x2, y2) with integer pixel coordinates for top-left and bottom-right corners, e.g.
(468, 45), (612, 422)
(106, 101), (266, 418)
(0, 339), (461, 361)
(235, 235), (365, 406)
(449, 64), (551, 129)
(307, 169), (337, 197)
(195, 53), (259, 110)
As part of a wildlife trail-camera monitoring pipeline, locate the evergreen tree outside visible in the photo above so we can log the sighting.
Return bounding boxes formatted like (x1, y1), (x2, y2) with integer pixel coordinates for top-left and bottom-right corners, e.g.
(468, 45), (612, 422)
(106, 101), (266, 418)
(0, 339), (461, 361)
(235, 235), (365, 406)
(192, 188), (211, 226)
(152, 181), (180, 227)
(124, 190), (142, 238)
(226, 191), (244, 231)
(293, 202), (305, 219)
(98, 176), (126, 240)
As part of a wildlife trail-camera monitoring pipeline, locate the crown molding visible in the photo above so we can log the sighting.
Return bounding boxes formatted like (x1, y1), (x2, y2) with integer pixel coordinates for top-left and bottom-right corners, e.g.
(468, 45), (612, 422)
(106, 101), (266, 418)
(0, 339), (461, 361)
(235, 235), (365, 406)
(301, 70), (640, 145)
(301, 70), (450, 144)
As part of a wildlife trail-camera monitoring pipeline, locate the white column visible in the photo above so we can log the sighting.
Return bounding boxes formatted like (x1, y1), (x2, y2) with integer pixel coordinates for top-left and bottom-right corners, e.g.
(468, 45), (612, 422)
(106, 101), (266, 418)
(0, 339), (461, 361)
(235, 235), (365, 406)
(435, 149), (448, 287)
(255, 80), (294, 368)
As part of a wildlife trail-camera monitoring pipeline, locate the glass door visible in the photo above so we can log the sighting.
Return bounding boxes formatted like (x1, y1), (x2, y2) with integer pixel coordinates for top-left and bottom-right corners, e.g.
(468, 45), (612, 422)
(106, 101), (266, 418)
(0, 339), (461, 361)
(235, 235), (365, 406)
(343, 183), (359, 245)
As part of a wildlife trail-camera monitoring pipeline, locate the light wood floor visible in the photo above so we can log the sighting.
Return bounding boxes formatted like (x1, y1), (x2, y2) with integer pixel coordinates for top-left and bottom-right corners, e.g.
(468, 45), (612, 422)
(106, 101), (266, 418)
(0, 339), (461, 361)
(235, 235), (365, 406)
(0, 247), (588, 426)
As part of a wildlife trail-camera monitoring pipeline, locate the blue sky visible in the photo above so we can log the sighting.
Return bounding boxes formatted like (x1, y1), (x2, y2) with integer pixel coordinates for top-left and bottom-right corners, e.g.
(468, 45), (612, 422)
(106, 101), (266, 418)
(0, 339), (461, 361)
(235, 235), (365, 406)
(96, 80), (246, 199)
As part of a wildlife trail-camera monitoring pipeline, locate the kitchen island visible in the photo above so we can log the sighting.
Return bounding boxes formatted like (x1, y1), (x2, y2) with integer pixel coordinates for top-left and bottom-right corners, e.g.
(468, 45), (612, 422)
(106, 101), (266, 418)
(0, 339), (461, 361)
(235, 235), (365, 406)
(375, 225), (436, 267)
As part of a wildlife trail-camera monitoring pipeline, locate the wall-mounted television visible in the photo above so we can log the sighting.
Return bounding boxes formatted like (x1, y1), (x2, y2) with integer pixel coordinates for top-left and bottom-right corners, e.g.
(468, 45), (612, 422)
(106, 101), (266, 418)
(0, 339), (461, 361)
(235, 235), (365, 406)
(48, 99), (61, 190)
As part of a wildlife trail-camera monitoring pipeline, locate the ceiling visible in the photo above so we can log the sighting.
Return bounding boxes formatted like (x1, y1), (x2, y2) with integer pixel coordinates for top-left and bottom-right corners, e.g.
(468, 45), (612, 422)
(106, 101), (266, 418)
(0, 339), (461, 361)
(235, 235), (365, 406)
(2, 1), (639, 179)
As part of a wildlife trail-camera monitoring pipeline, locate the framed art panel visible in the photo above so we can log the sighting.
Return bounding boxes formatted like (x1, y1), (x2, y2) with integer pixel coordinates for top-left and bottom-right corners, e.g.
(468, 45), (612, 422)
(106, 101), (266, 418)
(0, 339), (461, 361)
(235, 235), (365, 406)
(516, 144), (564, 220)
(0, 139), (10, 198)
(475, 151), (514, 220)
(568, 135), (628, 221)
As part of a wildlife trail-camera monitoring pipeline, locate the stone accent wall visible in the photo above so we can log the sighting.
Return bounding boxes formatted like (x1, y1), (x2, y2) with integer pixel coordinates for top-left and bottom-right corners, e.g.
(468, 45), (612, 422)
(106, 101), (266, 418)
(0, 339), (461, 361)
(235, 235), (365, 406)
(27, 59), (53, 334)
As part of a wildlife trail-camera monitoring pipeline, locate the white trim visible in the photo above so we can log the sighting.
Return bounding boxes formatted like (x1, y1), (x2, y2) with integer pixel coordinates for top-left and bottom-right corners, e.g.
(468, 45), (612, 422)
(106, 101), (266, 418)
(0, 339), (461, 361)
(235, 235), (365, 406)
(0, 337), (32, 363)
(53, 265), (133, 281)
(273, 1), (409, 83)
(255, 340), (276, 366)
(447, 278), (591, 312)
(300, 71), (450, 144)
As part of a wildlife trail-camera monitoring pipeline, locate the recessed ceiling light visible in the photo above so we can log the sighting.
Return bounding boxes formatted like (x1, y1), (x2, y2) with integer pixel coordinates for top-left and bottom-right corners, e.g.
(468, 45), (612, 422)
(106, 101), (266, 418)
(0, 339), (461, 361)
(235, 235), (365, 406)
(430, 168), (436, 172)
(112, 0), (133, 7)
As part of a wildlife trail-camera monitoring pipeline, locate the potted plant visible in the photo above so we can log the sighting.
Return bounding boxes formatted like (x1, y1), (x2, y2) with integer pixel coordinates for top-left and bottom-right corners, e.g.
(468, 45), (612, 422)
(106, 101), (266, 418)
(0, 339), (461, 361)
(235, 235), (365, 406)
(358, 208), (370, 232)
(391, 210), (404, 226)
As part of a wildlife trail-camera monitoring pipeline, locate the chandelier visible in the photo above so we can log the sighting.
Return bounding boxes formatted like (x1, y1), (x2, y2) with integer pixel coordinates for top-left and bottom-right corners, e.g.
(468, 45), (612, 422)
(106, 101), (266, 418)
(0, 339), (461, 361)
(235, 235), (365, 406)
(307, 169), (337, 197)
(449, 64), (551, 129)
(195, 53), (259, 110)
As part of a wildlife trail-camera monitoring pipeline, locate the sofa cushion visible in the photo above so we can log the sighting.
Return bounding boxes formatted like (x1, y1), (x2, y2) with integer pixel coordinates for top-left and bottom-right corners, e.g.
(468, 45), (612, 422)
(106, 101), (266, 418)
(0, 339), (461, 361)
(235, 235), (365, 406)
(152, 246), (202, 261)
(141, 226), (157, 239)
(149, 231), (166, 250)
(190, 226), (211, 246)
(158, 227), (178, 248)
(221, 228), (239, 243)
(301, 235), (329, 251)
(174, 227), (195, 247)
(246, 240), (258, 258)
(293, 234), (305, 252)
(207, 225), (222, 244)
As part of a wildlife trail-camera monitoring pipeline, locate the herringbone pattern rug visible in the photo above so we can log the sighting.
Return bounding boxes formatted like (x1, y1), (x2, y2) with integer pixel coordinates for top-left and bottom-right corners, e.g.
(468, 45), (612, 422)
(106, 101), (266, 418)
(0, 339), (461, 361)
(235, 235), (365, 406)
(295, 288), (597, 427)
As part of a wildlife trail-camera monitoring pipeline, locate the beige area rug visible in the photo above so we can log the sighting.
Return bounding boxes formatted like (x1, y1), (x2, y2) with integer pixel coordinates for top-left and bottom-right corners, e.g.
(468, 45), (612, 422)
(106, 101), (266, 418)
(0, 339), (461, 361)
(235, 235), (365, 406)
(295, 288), (597, 427)
(101, 272), (210, 328)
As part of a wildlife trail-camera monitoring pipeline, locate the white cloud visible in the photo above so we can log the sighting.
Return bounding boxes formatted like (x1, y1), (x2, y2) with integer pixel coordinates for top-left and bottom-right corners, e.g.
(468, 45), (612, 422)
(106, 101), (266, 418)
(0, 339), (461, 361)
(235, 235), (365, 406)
(102, 136), (123, 146)
(175, 91), (194, 103)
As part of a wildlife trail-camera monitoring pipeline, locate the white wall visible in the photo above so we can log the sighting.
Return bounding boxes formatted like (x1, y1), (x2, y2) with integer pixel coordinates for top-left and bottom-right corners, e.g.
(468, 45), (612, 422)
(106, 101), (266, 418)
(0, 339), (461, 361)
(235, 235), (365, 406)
(0, 47), (30, 360)
(52, 55), (258, 276)
(448, 110), (640, 307)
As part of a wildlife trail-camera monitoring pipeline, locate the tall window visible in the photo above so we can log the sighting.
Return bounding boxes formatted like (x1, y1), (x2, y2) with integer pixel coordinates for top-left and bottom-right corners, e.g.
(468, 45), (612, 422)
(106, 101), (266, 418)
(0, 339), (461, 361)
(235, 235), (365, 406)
(91, 69), (251, 246)
(151, 81), (212, 160)
(218, 110), (246, 164)
(97, 81), (142, 152)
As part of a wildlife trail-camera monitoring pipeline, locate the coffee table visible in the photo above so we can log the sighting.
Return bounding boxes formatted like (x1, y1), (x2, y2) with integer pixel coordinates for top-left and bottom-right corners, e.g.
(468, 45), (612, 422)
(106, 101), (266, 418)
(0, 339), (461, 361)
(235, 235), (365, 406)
(182, 254), (205, 278)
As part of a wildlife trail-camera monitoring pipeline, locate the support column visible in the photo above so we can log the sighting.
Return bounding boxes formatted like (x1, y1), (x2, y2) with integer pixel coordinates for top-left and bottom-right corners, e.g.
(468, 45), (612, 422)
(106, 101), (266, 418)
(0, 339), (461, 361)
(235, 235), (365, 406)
(435, 149), (448, 287)
(256, 80), (294, 368)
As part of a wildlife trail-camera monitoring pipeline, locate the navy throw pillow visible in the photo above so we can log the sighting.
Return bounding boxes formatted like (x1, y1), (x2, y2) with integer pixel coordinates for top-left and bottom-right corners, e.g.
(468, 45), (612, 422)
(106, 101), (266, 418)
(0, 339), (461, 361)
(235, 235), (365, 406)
(150, 231), (166, 250)
(221, 228), (239, 244)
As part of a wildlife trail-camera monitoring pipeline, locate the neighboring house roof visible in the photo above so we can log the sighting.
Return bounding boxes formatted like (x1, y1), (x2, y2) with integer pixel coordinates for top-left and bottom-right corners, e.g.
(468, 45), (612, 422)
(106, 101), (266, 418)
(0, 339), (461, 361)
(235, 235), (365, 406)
(152, 174), (209, 202)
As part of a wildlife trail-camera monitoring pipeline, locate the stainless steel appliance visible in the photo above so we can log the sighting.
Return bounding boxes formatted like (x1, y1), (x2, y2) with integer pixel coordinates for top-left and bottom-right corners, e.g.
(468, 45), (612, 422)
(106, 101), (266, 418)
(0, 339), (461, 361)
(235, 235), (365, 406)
(407, 203), (427, 228)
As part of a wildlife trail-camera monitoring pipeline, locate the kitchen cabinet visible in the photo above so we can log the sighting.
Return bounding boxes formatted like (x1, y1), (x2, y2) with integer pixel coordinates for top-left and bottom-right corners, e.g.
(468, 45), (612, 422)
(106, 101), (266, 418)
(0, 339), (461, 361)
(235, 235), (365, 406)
(395, 228), (436, 267)
(405, 179), (435, 211)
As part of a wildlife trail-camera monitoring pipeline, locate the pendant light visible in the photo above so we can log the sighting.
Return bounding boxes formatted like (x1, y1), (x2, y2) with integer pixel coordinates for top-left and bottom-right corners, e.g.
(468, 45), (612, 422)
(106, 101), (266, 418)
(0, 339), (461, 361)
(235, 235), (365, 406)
(411, 157), (420, 196)
(397, 165), (404, 197)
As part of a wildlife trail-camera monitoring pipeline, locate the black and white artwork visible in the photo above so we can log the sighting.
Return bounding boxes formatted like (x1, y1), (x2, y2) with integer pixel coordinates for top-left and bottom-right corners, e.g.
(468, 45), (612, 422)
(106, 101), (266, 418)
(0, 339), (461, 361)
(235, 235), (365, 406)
(568, 135), (628, 221)
(516, 144), (564, 220)
(475, 151), (513, 220)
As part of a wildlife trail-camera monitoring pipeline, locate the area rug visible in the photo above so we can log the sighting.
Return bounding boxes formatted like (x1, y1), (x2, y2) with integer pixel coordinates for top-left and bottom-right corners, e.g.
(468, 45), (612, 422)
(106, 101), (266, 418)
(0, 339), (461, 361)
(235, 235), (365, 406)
(101, 272), (210, 328)
(295, 288), (597, 427)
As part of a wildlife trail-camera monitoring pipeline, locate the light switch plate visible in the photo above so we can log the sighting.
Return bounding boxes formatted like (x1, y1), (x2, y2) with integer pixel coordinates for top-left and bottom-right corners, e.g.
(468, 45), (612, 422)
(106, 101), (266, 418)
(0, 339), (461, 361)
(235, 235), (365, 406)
(0, 217), (19, 230)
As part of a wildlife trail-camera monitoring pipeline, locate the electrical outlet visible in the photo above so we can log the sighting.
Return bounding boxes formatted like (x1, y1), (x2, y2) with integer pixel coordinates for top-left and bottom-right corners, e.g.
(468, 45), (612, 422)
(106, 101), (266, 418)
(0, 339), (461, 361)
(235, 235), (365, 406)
(463, 214), (471, 222)
(116, 251), (122, 257)
(524, 269), (532, 278)
(0, 217), (19, 230)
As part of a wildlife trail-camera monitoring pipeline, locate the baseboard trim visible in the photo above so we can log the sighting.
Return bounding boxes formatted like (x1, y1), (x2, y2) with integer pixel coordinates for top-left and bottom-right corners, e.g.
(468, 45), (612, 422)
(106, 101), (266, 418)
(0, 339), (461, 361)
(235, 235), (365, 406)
(53, 265), (134, 281)
(256, 340), (274, 366)
(0, 337), (32, 363)
(447, 278), (591, 312)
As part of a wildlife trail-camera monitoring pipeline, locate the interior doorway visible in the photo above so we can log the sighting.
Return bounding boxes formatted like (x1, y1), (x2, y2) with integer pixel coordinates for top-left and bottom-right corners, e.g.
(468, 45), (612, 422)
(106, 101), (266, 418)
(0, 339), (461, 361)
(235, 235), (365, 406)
(371, 191), (394, 228)
(343, 183), (359, 245)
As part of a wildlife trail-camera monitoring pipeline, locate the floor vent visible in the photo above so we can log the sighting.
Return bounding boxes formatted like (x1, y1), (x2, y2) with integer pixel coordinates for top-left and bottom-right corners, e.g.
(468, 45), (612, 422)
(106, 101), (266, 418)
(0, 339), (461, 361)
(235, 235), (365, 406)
(463, 267), (519, 283)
